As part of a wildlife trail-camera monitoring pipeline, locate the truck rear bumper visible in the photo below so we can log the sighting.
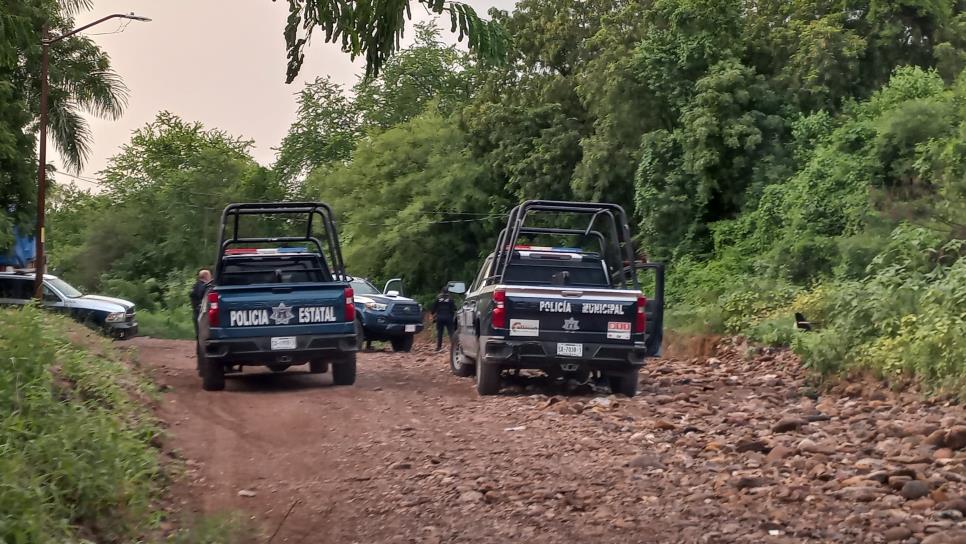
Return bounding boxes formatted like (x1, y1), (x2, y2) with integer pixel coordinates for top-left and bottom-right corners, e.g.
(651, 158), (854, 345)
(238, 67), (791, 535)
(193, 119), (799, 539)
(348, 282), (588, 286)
(203, 333), (357, 365)
(481, 337), (647, 369)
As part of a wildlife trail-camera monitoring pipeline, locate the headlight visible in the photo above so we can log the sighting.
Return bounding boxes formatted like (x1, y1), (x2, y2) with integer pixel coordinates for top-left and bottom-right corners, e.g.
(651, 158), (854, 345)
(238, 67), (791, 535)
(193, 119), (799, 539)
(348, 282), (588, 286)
(365, 302), (388, 311)
(105, 312), (126, 323)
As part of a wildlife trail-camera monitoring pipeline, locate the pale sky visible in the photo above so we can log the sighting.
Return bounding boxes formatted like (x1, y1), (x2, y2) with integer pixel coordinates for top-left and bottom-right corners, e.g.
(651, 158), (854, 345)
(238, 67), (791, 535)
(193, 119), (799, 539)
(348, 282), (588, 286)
(55, 0), (515, 187)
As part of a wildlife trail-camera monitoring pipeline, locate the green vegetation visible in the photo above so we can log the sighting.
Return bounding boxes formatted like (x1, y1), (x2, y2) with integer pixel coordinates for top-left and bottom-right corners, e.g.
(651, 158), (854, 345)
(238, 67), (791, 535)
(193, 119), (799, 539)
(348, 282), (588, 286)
(0, 305), (159, 541)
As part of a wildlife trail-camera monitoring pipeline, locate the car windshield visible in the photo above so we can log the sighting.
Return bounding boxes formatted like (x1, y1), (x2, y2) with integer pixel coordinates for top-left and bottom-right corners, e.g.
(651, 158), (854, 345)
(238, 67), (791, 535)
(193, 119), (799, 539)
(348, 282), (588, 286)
(48, 277), (83, 298)
(350, 279), (380, 295)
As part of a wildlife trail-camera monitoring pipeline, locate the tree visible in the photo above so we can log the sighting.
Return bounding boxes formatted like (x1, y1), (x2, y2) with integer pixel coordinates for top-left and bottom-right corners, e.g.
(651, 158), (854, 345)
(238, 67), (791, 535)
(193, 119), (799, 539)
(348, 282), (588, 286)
(15, 0), (129, 172)
(273, 77), (359, 185)
(48, 112), (286, 297)
(304, 111), (505, 295)
(280, 0), (507, 82)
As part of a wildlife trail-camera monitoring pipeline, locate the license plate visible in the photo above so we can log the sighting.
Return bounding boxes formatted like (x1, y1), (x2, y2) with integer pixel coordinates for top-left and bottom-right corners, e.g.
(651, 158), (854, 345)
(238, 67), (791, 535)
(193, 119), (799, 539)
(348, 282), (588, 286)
(557, 343), (583, 357)
(270, 336), (297, 350)
(405, 324), (416, 332)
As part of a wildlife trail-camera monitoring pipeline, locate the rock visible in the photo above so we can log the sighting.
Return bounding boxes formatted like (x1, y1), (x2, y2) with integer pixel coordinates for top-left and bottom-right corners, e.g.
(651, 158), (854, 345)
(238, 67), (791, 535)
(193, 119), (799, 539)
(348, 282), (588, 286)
(901, 480), (931, 500)
(772, 417), (807, 433)
(921, 530), (966, 544)
(935, 448), (955, 460)
(628, 454), (664, 469)
(503, 425), (526, 432)
(945, 426), (966, 450)
(798, 438), (834, 454)
(834, 486), (882, 502)
(390, 461), (412, 470)
(734, 476), (770, 490)
(459, 490), (484, 503)
(766, 445), (796, 464)
(652, 419), (676, 430)
(937, 498), (966, 514)
(937, 510), (965, 521)
(588, 397), (616, 410)
(883, 527), (913, 542)
(925, 429), (948, 447)
(735, 438), (770, 453)
(237, 489), (256, 498)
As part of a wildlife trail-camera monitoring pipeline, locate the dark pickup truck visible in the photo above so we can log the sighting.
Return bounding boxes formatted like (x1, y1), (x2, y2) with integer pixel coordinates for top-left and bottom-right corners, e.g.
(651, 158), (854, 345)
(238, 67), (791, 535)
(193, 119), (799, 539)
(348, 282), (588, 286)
(196, 202), (359, 391)
(451, 200), (664, 396)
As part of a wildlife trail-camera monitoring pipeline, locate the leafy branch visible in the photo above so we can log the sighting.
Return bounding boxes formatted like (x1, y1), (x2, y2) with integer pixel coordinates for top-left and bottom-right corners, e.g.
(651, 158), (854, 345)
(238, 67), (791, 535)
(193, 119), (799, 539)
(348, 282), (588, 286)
(279, 0), (508, 83)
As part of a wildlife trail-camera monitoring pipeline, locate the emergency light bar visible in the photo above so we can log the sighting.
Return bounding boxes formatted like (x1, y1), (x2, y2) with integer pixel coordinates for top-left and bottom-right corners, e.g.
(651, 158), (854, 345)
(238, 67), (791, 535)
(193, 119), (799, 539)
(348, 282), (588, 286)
(223, 247), (309, 255)
(512, 245), (585, 252)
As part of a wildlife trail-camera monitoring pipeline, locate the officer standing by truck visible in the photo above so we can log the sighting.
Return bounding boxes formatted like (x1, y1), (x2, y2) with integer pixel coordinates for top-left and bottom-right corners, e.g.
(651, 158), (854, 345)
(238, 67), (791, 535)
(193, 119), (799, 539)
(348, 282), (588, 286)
(189, 268), (211, 337)
(431, 288), (456, 352)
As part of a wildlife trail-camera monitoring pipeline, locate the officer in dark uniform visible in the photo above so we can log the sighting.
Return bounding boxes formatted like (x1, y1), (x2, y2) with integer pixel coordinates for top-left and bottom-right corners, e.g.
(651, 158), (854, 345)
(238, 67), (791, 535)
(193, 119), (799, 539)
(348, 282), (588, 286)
(189, 268), (211, 337)
(431, 288), (456, 352)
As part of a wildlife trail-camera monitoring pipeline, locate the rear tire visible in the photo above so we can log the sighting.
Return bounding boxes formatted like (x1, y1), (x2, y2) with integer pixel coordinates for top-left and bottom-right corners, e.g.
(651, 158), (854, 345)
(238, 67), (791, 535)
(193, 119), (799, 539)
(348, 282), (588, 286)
(608, 368), (639, 397)
(201, 357), (225, 391)
(391, 335), (414, 352)
(450, 334), (475, 377)
(309, 359), (328, 374)
(332, 354), (357, 386)
(476, 360), (501, 395)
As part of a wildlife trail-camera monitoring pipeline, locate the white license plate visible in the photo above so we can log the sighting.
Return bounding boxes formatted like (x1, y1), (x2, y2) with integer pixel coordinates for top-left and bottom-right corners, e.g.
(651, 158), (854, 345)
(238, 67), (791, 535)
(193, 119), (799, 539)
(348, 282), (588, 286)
(556, 343), (583, 357)
(405, 324), (416, 332)
(270, 336), (297, 350)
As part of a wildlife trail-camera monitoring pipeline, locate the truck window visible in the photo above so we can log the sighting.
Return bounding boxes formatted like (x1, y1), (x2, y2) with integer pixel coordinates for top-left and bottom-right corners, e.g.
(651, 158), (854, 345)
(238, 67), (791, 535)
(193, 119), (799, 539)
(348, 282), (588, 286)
(219, 255), (330, 285)
(503, 259), (609, 287)
(0, 278), (33, 301)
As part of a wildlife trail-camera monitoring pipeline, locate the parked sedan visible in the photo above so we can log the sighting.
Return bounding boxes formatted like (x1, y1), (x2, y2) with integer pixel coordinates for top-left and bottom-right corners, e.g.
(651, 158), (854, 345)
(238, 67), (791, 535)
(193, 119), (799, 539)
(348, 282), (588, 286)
(0, 272), (138, 339)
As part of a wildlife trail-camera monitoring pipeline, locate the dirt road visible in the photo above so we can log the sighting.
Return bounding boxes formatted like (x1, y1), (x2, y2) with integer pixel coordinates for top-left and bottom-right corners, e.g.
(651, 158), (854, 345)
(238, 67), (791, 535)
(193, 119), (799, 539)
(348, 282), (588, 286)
(134, 336), (966, 544)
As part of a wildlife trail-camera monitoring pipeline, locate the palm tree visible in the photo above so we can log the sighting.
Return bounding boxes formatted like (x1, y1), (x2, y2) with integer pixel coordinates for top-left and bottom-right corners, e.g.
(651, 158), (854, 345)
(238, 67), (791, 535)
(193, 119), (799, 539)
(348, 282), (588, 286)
(19, 0), (128, 173)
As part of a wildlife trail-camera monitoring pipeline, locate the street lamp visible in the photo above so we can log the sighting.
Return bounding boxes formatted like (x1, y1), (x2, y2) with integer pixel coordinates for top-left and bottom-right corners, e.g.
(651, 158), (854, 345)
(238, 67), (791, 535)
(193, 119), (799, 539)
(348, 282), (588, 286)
(33, 13), (150, 299)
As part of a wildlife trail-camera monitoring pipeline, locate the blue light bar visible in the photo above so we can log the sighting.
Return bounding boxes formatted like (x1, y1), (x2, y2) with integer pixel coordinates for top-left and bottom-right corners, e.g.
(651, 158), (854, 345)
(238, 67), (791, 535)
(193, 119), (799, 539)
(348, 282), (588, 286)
(276, 247), (308, 253)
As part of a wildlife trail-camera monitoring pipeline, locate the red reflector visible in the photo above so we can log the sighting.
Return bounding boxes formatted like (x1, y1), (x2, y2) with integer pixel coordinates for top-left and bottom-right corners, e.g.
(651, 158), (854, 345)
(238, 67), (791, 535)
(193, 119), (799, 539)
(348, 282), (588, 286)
(207, 291), (220, 327)
(492, 289), (506, 329)
(635, 295), (646, 334)
(344, 287), (355, 321)
(224, 248), (258, 255)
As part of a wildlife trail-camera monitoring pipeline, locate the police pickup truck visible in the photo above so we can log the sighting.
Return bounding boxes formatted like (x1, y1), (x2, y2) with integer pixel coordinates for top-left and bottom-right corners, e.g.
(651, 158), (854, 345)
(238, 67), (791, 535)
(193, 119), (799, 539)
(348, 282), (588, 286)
(451, 200), (664, 396)
(196, 202), (359, 391)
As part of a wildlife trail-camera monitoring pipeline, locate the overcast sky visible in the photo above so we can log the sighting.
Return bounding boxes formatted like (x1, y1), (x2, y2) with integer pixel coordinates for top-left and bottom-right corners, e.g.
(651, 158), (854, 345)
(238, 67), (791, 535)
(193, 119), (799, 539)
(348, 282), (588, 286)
(54, 0), (515, 187)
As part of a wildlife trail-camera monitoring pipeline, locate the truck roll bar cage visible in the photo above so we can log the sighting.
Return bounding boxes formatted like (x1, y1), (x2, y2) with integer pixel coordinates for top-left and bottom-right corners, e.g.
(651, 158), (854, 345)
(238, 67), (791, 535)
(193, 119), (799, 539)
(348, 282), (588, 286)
(489, 200), (638, 289)
(214, 202), (347, 281)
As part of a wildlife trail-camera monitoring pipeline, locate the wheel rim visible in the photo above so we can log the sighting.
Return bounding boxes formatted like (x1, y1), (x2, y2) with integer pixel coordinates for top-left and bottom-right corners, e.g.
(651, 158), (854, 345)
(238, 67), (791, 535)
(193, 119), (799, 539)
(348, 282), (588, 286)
(451, 339), (463, 370)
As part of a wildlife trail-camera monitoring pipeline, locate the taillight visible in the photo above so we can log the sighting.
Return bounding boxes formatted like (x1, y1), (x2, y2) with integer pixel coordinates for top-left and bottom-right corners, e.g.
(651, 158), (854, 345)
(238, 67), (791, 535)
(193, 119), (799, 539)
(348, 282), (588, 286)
(492, 289), (506, 329)
(207, 291), (220, 327)
(635, 295), (646, 334)
(344, 287), (355, 321)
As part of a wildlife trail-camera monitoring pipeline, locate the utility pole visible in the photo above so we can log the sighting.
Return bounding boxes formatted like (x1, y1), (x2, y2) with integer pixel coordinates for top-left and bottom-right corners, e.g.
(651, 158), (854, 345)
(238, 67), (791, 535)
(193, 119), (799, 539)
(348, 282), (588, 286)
(33, 13), (150, 299)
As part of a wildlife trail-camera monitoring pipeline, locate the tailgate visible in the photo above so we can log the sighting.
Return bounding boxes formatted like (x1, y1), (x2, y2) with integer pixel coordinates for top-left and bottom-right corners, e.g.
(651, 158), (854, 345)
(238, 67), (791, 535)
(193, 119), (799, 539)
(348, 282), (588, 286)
(214, 283), (353, 337)
(502, 286), (640, 344)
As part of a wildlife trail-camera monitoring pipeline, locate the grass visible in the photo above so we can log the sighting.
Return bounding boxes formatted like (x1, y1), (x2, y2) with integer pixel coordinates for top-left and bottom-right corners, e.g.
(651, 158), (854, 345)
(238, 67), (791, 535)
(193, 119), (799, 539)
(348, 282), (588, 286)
(0, 305), (256, 542)
(138, 305), (196, 340)
(0, 305), (160, 542)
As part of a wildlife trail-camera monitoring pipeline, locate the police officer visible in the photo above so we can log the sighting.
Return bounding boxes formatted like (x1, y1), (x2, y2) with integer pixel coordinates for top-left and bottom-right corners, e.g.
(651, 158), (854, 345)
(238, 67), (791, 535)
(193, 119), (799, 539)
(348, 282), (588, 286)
(189, 268), (211, 337)
(431, 287), (456, 352)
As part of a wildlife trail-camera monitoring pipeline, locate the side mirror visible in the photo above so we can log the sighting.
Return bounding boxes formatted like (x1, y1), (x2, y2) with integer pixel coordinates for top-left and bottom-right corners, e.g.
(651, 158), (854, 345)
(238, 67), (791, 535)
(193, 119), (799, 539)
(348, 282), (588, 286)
(447, 281), (466, 294)
(386, 290), (400, 297)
